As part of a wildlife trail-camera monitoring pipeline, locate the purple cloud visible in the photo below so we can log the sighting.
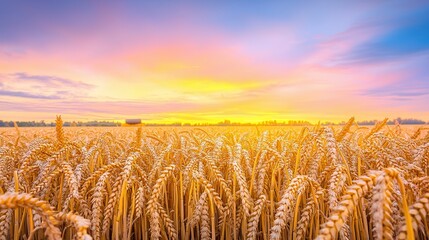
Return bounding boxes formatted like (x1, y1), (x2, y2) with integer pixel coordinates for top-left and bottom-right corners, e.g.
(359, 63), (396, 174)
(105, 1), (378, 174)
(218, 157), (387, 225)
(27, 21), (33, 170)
(10, 72), (94, 89)
(0, 90), (61, 99)
(0, 99), (202, 116)
(0, 72), (95, 100)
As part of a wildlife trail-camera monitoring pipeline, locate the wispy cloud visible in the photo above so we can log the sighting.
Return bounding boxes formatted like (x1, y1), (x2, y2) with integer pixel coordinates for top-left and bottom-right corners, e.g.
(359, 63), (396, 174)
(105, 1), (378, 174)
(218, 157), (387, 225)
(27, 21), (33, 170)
(0, 90), (61, 99)
(362, 78), (429, 98)
(0, 72), (95, 100)
(0, 99), (202, 116)
(329, 10), (429, 66)
(10, 72), (94, 89)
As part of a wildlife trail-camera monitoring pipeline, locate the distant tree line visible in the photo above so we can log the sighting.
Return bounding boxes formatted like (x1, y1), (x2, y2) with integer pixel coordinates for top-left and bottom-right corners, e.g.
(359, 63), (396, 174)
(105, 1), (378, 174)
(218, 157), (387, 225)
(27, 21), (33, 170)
(359, 118), (426, 125)
(322, 118), (427, 126)
(0, 117), (426, 127)
(0, 120), (52, 127)
(0, 120), (120, 127)
(144, 120), (313, 126)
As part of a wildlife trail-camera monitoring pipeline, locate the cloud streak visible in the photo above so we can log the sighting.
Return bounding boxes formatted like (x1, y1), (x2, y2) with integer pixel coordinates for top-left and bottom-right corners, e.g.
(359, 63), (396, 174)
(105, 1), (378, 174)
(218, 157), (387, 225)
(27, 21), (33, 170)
(10, 72), (94, 89)
(0, 72), (95, 100)
(0, 90), (61, 99)
(328, 8), (429, 66)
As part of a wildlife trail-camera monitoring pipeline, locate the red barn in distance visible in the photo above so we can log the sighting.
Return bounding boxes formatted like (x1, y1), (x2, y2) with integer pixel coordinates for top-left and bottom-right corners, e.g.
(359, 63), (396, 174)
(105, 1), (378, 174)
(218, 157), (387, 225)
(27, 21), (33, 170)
(123, 119), (143, 126)
(126, 119), (141, 124)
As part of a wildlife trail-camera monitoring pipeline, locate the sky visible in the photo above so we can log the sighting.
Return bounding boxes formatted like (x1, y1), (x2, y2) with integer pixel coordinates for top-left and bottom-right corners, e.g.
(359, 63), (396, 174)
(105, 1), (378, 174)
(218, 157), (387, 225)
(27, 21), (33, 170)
(0, 1), (429, 123)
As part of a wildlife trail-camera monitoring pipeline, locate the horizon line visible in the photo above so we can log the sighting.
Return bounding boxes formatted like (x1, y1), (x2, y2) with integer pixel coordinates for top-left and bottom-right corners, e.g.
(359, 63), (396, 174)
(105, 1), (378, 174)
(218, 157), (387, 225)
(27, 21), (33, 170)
(1, 117), (428, 126)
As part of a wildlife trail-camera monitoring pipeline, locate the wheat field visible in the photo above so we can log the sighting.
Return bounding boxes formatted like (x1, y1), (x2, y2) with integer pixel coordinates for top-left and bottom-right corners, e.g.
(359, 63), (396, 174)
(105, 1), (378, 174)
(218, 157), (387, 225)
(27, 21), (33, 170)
(0, 116), (428, 240)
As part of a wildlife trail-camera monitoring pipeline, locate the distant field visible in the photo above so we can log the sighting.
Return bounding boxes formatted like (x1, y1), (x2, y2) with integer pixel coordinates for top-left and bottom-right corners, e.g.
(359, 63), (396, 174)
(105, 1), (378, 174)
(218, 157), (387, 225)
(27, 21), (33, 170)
(0, 118), (428, 240)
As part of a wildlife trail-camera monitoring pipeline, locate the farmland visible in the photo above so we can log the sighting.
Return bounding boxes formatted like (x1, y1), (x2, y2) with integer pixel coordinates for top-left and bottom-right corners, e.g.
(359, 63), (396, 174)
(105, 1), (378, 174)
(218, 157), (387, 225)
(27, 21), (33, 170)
(0, 117), (428, 240)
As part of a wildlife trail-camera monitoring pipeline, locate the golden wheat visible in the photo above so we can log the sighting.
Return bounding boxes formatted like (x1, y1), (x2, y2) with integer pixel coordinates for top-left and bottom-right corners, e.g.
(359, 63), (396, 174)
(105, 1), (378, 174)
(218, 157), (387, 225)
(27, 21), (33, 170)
(0, 116), (427, 239)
